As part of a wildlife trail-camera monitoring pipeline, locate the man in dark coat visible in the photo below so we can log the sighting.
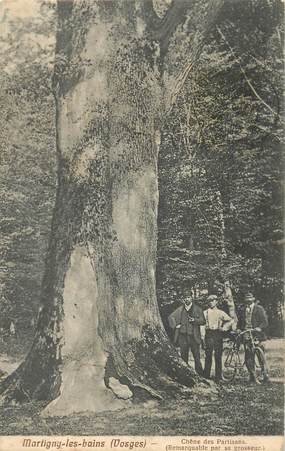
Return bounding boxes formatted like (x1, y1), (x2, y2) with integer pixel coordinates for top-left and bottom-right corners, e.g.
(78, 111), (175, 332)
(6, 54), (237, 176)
(168, 295), (205, 375)
(237, 292), (270, 383)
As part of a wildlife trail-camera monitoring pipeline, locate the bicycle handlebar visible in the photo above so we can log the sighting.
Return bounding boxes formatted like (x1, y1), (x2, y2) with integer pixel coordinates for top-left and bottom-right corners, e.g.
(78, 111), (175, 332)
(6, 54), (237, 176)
(237, 328), (256, 336)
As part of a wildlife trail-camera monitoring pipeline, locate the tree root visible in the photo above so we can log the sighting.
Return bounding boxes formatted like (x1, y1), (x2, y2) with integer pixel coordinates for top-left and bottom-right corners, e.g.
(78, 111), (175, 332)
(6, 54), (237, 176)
(104, 325), (209, 403)
(0, 375), (30, 406)
(0, 354), (61, 406)
(1, 326), (214, 410)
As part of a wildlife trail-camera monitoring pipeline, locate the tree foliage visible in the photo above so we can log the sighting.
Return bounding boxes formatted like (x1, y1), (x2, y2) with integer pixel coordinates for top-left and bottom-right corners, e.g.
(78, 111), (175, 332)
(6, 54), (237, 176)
(157, 0), (284, 334)
(0, 3), (57, 338)
(0, 0), (283, 345)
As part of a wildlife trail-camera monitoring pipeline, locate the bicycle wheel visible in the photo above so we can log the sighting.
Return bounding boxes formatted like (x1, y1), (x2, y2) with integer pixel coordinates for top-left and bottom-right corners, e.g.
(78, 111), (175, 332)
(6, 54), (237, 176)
(222, 347), (239, 382)
(254, 347), (266, 382)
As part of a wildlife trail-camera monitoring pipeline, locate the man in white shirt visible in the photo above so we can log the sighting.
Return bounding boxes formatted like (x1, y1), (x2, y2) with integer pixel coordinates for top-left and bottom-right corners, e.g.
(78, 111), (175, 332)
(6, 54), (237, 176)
(203, 295), (234, 381)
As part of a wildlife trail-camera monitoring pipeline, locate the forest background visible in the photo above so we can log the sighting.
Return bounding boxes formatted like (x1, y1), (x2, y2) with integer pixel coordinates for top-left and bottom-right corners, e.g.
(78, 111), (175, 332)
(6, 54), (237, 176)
(0, 0), (284, 357)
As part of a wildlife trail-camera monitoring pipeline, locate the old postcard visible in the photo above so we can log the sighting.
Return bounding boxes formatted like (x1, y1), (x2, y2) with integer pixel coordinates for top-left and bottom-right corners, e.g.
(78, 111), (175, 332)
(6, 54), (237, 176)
(0, 0), (284, 450)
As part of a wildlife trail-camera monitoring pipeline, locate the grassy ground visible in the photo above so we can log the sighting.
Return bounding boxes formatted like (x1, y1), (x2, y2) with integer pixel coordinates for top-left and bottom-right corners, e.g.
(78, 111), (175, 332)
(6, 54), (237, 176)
(0, 339), (283, 436)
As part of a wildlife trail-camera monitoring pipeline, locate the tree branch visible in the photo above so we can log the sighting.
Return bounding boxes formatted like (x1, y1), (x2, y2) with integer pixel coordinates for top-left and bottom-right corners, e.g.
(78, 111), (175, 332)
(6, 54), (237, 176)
(140, 0), (161, 28)
(152, 0), (190, 57)
(216, 26), (279, 119)
(164, 0), (225, 113)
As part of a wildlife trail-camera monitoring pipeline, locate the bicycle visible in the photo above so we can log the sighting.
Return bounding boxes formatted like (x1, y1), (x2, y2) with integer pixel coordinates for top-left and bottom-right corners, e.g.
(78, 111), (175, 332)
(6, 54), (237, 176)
(222, 328), (267, 382)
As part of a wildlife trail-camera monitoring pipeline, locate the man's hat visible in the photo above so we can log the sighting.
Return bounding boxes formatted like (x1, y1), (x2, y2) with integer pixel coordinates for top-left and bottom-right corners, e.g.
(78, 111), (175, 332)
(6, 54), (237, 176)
(244, 292), (255, 302)
(207, 295), (218, 302)
(184, 295), (193, 301)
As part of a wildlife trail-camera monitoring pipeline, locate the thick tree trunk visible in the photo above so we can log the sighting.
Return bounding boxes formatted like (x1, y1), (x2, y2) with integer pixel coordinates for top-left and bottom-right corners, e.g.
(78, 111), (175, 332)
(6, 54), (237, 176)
(0, 0), (214, 415)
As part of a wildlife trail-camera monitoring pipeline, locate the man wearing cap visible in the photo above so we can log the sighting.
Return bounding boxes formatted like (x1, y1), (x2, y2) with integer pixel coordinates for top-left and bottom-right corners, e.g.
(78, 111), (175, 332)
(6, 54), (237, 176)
(237, 292), (269, 383)
(203, 295), (234, 381)
(168, 295), (205, 375)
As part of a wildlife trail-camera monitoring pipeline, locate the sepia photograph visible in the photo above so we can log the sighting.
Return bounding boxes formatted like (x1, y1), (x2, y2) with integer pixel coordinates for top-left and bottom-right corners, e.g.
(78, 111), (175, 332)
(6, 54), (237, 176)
(0, 0), (284, 449)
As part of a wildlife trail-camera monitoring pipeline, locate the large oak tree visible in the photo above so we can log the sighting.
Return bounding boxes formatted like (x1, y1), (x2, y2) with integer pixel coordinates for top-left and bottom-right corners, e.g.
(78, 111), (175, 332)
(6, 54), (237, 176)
(0, 0), (227, 415)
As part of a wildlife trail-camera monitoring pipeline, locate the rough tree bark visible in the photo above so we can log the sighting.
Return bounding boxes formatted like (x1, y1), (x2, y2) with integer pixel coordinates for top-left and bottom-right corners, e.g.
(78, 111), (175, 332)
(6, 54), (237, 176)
(0, 0), (224, 415)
